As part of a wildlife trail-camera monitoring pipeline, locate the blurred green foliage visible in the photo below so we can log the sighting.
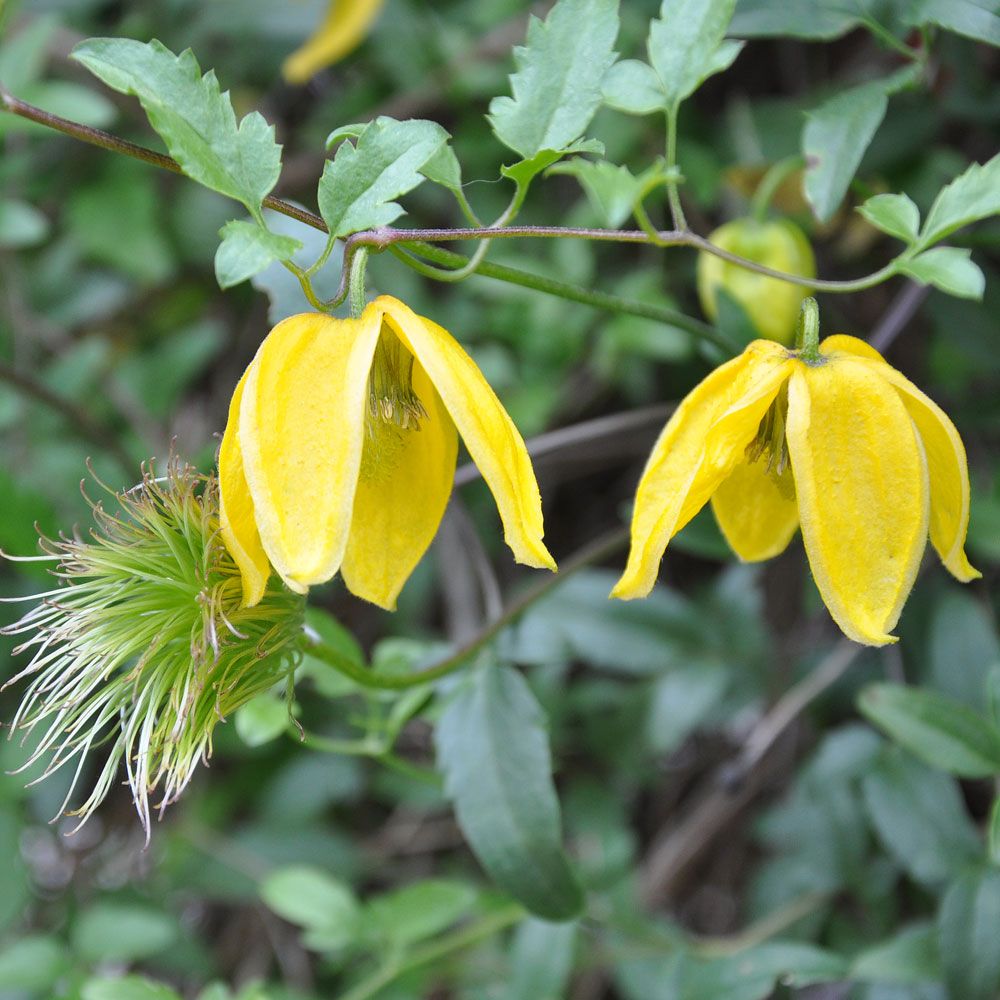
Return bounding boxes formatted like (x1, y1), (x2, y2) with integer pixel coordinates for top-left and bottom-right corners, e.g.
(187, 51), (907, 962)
(0, 0), (999, 998)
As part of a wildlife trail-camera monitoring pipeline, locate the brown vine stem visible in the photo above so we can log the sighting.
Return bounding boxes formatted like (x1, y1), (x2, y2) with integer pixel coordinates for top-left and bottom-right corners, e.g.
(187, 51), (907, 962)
(0, 89), (897, 295)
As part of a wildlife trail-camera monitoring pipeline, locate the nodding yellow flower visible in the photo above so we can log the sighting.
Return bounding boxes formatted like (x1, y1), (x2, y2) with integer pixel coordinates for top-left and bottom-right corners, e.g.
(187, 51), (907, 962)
(220, 295), (556, 611)
(283, 0), (386, 84)
(612, 308), (979, 646)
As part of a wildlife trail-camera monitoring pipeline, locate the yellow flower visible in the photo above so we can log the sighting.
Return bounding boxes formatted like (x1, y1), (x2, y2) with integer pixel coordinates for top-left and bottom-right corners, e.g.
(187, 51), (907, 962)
(219, 295), (555, 610)
(283, 0), (386, 84)
(611, 323), (980, 646)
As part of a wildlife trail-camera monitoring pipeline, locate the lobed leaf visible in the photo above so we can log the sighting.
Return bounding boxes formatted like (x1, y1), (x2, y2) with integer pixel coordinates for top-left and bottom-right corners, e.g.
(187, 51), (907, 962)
(214, 219), (302, 290)
(897, 247), (985, 300)
(601, 59), (665, 116)
(435, 661), (584, 921)
(647, 0), (741, 109)
(72, 39), (281, 214)
(487, 0), (619, 158)
(918, 152), (1000, 248)
(548, 159), (664, 228)
(318, 116), (449, 239)
(857, 192), (920, 244)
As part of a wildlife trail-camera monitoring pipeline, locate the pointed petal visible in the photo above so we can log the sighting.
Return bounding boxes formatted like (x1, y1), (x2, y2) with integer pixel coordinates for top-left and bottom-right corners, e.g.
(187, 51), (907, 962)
(818, 333), (885, 363)
(341, 361), (459, 610)
(218, 369), (271, 607)
(711, 458), (799, 561)
(240, 311), (382, 590)
(785, 358), (930, 646)
(820, 334), (979, 582)
(372, 296), (556, 571)
(612, 341), (794, 599)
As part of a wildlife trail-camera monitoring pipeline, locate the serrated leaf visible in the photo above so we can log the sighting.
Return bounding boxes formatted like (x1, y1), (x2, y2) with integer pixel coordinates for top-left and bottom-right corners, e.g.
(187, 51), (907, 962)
(858, 682), (1000, 777)
(919, 153), (1000, 248)
(601, 59), (665, 116)
(858, 192), (920, 243)
(548, 159), (662, 227)
(647, 0), (740, 108)
(435, 661), (584, 921)
(214, 220), (302, 289)
(897, 247), (985, 300)
(487, 0), (619, 158)
(861, 749), (980, 887)
(72, 39), (281, 214)
(318, 117), (449, 238)
(938, 868), (1000, 1000)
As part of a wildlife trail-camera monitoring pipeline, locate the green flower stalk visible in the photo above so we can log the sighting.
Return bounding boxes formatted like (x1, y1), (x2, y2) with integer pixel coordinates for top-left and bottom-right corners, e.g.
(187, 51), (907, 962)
(2, 458), (305, 837)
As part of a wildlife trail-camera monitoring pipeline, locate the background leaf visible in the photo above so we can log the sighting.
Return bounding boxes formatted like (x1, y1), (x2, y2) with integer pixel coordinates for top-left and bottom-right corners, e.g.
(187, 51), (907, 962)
(937, 868), (1000, 1000)
(435, 661), (584, 921)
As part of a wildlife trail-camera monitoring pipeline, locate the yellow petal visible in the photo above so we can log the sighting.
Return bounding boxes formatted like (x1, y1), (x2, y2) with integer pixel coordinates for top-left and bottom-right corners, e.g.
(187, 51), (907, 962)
(785, 357), (930, 646)
(283, 0), (386, 83)
(341, 360), (458, 610)
(612, 341), (794, 599)
(711, 457), (799, 561)
(820, 334), (979, 582)
(240, 311), (382, 591)
(372, 296), (556, 572)
(218, 369), (271, 608)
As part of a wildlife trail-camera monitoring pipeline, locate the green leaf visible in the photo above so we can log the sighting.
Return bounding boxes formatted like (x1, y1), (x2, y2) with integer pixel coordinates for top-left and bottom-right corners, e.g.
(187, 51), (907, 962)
(364, 879), (477, 948)
(234, 691), (290, 748)
(71, 38), (281, 213)
(420, 143), (464, 195)
(487, 0), (619, 158)
(72, 904), (178, 963)
(647, 664), (730, 754)
(601, 59), (665, 116)
(802, 80), (886, 223)
(988, 796), (1000, 866)
(937, 868), (1000, 1000)
(918, 153), (1000, 248)
(858, 193), (920, 244)
(897, 247), (985, 300)
(82, 978), (182, 1000)
(259, 865), (360, 949)
(729, 0), (868, 40)
(672, 942), (847, 1000)
(503, 918), (578, 1000)
(435, 661), (584, 920)
(904, 0), (1000, 47)
(214, 219), (302, 289)
(548, 159), (663, 227)
(851, 923), (941, 985)
(647, 0), (742, 108)
(500, 140), (605, 192)
(318, 117), (449, 239)
(861, 749), (981, 887)
(858, 682), (1000, 777)
(0, 935), (69, 990)
(0, 199), (49, 248)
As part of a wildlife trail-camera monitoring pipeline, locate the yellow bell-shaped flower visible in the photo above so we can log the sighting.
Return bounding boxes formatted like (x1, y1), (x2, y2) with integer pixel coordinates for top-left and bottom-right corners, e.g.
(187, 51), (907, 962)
(283, 0), (386, 84)
(612, 306), (979, 646)
(219, 295), (555, 610)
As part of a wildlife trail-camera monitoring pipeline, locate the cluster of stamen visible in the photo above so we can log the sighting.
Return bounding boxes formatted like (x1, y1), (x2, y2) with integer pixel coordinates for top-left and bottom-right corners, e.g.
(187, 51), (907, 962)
(745, 382), (793, 495)
(367, 328), (427, 435)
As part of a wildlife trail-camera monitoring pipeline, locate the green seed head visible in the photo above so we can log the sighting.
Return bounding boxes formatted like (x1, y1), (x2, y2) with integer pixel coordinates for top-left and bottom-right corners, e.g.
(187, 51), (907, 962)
(2, 457), (304, 838)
